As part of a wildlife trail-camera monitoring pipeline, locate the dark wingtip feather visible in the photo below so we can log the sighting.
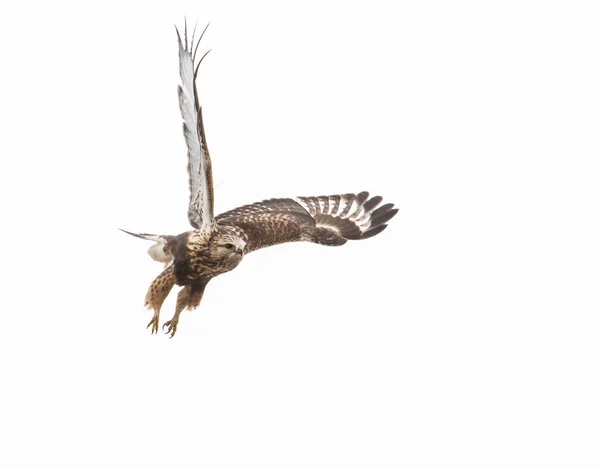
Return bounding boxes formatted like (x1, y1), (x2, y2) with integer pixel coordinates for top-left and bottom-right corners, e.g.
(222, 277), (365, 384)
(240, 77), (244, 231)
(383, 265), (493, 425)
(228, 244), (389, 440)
(362, 195), (383, 213)
(190, 21), (198, 50)
(361, 224), (388, 239)
(175, 25), (183, 46)
(184, 17), (189, 49)
(194, 49), (212, 78)
(355, 191), (369, 207)
(370, 203), (395, 220)
(193, 22), (210, 62)
(371, 208), (399, 227)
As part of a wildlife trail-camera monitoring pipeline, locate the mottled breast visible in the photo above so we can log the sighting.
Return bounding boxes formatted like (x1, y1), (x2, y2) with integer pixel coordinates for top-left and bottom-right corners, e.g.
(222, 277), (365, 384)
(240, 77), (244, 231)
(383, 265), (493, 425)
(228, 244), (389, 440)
(171, 231), (212, 286)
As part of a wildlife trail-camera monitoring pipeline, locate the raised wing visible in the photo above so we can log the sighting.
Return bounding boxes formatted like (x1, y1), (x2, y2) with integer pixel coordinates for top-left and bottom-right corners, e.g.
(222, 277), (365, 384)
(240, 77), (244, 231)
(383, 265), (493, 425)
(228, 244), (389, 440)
(176, 22), (215, 232)
(216, 192), (398, 252)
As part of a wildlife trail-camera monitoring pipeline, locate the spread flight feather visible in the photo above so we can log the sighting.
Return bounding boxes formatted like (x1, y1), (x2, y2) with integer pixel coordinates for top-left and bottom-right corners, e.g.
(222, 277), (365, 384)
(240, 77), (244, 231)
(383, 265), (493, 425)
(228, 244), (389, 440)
(176, 22), (214, 233)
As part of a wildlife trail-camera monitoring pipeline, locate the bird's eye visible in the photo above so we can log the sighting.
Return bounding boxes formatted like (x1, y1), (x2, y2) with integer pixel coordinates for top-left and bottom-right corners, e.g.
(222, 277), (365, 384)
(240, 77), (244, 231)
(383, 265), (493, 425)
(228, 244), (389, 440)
(224, 243), (235, 250)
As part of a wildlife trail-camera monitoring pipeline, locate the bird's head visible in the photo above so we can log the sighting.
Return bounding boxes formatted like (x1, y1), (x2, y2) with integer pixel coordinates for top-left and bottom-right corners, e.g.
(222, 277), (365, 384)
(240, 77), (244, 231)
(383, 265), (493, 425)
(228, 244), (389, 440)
(210, 225), (248, 265)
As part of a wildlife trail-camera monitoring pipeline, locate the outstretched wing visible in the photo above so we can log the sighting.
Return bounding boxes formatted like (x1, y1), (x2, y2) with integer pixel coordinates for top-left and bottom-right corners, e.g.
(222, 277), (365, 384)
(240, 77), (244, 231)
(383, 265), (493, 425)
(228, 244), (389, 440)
(216, 192), (398, 253)
(176, 22), (215, 232)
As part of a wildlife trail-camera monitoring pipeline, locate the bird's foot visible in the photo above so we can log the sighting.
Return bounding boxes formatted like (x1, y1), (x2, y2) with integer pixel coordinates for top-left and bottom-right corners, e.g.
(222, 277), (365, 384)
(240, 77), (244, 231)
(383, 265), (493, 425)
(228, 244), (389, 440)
(162, 318), (179, 338)
(147, 315), (160, 334)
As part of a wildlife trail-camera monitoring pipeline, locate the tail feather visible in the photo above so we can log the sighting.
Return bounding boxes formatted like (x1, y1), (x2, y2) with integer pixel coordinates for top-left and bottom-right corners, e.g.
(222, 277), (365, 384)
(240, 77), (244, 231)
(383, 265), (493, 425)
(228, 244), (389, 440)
(119, 228), (164, 242)
(120, 229), (175, 265)
(296, 192), (398, 241)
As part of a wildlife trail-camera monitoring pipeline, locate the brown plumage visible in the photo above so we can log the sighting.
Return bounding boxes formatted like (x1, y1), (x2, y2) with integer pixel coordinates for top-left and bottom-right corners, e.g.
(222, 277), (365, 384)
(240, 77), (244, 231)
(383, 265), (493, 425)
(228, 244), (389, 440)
(216, 193), (398, 251)
(122, 23), (398, 337)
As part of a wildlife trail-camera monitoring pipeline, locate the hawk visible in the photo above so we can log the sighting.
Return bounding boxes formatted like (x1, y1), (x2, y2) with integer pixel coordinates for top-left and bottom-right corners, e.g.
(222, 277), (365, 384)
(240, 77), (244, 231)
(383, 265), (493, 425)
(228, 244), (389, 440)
(122, 23), (398, 337)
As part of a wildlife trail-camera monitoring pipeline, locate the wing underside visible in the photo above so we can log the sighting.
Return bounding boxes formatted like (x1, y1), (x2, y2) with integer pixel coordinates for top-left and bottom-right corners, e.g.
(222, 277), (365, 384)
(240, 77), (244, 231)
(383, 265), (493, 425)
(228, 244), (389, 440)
(176, 22), (214, 232)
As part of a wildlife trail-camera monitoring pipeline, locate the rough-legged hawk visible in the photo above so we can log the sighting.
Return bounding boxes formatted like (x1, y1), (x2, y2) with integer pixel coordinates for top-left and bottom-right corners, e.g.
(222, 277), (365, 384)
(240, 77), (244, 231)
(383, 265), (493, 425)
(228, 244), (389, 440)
(122, 23), (398, 336)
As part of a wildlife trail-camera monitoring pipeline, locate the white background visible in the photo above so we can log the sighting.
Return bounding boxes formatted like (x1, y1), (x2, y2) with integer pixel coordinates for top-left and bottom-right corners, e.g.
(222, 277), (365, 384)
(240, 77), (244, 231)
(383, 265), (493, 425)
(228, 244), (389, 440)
(1, 1), (599, 468)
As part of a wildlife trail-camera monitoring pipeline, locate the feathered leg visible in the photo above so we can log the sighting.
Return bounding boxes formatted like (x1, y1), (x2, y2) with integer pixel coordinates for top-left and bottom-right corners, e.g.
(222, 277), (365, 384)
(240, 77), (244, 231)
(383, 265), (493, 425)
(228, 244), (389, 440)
(145, 265), (177, 334)
(162, 281), (208, 338)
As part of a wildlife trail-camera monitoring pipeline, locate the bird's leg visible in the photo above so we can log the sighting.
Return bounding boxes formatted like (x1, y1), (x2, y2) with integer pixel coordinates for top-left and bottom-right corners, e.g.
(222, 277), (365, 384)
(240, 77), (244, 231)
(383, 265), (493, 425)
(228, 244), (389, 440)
(161, 287), (189, 338)
(145, 265), (176, 334)
(163, 281), (207, 338)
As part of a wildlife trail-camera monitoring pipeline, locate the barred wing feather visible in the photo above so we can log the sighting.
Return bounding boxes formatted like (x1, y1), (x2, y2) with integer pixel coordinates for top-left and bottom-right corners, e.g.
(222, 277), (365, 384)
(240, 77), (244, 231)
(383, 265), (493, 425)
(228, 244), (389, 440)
(216, 192), (398, 252)
(176, 23), (215, 232)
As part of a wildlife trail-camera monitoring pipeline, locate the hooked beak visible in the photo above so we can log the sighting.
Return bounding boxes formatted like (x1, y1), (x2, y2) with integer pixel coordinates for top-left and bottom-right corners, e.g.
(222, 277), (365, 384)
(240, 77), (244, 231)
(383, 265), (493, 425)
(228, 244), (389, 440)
(236, 247), (244, 256)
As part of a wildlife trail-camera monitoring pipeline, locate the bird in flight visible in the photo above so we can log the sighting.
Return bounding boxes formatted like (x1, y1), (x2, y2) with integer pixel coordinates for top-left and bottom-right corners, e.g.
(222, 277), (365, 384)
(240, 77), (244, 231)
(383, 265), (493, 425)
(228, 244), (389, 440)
(122, 22), (398, 337)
